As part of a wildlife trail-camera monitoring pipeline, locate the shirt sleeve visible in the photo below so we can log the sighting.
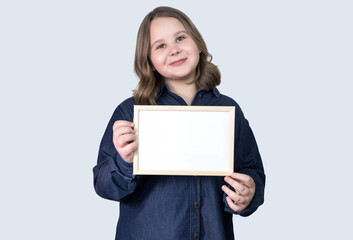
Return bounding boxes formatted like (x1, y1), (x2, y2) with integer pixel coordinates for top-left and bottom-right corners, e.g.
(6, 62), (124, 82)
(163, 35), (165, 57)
(93, 101), (141, 202)
(223, 104), (266, 217)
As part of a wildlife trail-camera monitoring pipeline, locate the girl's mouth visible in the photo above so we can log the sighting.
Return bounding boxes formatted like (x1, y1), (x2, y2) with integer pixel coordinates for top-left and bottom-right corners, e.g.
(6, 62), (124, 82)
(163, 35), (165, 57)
(170, 58), (187, 66)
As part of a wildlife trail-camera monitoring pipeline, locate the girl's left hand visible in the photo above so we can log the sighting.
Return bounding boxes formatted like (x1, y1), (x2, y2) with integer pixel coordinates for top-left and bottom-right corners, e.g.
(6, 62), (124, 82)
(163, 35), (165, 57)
(222, 172), (256, 212)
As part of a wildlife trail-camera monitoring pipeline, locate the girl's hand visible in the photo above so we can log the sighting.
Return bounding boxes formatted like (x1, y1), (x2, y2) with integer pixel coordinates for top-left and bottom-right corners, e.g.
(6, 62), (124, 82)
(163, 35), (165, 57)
(222, 173), (256, 212)
(112, 120), (137, 163)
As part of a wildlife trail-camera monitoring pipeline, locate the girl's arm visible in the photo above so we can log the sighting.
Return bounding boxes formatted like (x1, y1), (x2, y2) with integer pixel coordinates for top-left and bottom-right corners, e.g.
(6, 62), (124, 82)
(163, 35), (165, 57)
(93, 102), (140, 201)
(223, 104), (266, 216)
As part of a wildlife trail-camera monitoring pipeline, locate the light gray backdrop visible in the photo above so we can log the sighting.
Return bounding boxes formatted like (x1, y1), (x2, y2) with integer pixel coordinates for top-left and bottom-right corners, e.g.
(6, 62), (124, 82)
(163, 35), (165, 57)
(1, 0), (352, 239)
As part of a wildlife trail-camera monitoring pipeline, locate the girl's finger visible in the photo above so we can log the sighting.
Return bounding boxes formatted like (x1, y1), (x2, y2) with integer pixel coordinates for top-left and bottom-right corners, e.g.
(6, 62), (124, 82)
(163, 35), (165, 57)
(117, 134), (136, 148)
(226, 196), (245, 212)
(113, 120), (134, 131)
(119, 140), (138, 158)
(115, 126), (135, 136)
(221, 185), (239, 202)
(224, 176), (249, 196)
(230, 173), (254, 188)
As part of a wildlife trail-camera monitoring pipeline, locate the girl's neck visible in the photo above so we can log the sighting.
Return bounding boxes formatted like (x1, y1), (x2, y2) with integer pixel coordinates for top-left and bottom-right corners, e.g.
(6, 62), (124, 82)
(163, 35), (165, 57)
(165, 79), (197, 106)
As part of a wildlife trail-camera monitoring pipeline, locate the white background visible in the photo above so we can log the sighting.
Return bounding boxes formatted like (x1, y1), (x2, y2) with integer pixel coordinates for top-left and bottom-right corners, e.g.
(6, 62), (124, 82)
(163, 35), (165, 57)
(1, 0), (352, 239)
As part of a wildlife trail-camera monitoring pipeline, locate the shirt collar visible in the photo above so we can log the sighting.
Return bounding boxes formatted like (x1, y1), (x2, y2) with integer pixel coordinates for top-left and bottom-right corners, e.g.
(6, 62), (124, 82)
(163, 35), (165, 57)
(157, 83), (169, 99)
(212, 88), (220, 97)
(158, 83), (220, 99)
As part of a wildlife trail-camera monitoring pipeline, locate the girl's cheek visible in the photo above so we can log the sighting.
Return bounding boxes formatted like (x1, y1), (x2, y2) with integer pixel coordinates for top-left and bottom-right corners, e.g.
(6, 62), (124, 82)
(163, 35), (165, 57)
(155, 55), (164, 64)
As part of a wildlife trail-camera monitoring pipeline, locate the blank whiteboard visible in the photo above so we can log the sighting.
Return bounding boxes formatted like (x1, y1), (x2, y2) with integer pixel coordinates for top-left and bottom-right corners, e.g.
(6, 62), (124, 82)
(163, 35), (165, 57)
(133, 105), (235, 176)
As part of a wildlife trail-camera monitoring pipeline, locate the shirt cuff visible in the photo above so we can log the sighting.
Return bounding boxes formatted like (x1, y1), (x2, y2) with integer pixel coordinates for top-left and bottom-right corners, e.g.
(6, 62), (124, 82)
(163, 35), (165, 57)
(115, 153), (134, 178)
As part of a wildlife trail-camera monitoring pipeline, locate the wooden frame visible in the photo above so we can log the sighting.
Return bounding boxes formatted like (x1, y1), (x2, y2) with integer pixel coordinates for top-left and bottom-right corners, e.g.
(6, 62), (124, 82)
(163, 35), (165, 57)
(133, 105), (235, 176)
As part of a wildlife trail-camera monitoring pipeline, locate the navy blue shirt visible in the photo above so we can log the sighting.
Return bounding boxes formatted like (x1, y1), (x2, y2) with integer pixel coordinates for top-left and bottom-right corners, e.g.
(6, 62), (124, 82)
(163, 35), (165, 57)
(93, 85), (265, 240)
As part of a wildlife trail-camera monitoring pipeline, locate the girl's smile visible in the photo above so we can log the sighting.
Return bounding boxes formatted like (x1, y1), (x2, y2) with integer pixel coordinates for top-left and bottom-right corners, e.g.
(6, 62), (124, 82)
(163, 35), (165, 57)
(149, 17), (200, 84)
(170, 58), (187, 66)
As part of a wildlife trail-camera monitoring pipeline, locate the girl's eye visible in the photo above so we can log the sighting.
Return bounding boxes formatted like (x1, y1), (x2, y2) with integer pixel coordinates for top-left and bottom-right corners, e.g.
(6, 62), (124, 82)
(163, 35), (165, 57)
(176, 36), (185, 42)
(156, 44), (166, 50)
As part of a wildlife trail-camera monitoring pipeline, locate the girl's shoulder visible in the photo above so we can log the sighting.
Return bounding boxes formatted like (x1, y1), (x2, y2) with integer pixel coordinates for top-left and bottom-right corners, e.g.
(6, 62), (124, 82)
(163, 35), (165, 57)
(214, 90), (245, 119)
(118, 96), (136, 108)
(215, 90), (241, 108)
(111, 97), (136, 122)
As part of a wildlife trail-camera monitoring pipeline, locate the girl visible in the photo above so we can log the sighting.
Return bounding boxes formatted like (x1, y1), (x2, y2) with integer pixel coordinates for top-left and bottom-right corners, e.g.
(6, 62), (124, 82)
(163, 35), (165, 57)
(93, 6), (265, 240)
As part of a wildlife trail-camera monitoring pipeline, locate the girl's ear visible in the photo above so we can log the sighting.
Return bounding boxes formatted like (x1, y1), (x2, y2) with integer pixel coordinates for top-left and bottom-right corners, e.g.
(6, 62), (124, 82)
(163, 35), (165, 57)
(207, 53), (213, 62)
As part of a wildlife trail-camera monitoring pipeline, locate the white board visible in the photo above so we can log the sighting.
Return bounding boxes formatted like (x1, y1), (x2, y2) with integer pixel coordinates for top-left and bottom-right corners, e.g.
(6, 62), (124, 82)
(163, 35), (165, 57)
(133, 105), (235, 176)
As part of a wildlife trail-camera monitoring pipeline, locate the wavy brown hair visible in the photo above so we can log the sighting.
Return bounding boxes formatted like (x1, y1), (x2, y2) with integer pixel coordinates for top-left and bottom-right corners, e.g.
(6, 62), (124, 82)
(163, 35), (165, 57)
(133, 6), (221, 105)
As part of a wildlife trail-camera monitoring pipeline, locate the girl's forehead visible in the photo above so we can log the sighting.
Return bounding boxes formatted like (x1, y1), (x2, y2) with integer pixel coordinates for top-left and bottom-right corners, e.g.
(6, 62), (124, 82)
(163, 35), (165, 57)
(150, 17), (186, 32)
(150, 17), (187, 40)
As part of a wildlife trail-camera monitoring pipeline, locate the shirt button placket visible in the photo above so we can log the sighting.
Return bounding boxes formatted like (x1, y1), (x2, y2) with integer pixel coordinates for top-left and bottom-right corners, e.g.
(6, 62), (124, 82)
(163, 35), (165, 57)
(192, 177), (201, 239)
(190, 176), (201, 240)
(198, 94), (203, 105)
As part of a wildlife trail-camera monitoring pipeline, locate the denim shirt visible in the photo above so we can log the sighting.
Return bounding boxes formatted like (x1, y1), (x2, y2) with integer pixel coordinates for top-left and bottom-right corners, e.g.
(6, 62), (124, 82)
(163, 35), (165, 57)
(93, 85), (265, 240)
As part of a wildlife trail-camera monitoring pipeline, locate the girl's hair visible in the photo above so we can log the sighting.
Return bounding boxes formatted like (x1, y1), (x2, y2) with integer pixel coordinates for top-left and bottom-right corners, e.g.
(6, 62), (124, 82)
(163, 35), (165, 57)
(133, 6), (221, 105)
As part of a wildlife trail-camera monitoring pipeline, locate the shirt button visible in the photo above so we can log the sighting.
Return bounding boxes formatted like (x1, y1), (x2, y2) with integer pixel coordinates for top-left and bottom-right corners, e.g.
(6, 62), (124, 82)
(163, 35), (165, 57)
(194, 233), (198, 239)
(194, 202), (199, 207)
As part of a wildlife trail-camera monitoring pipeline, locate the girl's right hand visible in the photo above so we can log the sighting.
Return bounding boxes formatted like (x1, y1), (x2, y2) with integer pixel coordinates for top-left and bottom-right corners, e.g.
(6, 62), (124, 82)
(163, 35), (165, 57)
(112, 120), (138, 164)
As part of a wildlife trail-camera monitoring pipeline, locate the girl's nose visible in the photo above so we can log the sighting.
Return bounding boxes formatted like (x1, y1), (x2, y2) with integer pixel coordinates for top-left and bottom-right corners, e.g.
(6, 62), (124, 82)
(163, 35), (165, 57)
(170, 44), (181, 55)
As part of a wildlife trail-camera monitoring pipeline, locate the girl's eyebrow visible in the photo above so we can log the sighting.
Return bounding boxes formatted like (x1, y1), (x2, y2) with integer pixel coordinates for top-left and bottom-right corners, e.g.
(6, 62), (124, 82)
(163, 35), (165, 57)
(151, 30), (188, 48)
(174, 30), (187, 36)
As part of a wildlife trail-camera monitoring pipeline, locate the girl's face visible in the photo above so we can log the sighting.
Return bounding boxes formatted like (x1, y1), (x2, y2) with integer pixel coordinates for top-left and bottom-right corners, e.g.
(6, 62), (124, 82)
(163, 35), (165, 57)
(149, 17), (200, 84)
